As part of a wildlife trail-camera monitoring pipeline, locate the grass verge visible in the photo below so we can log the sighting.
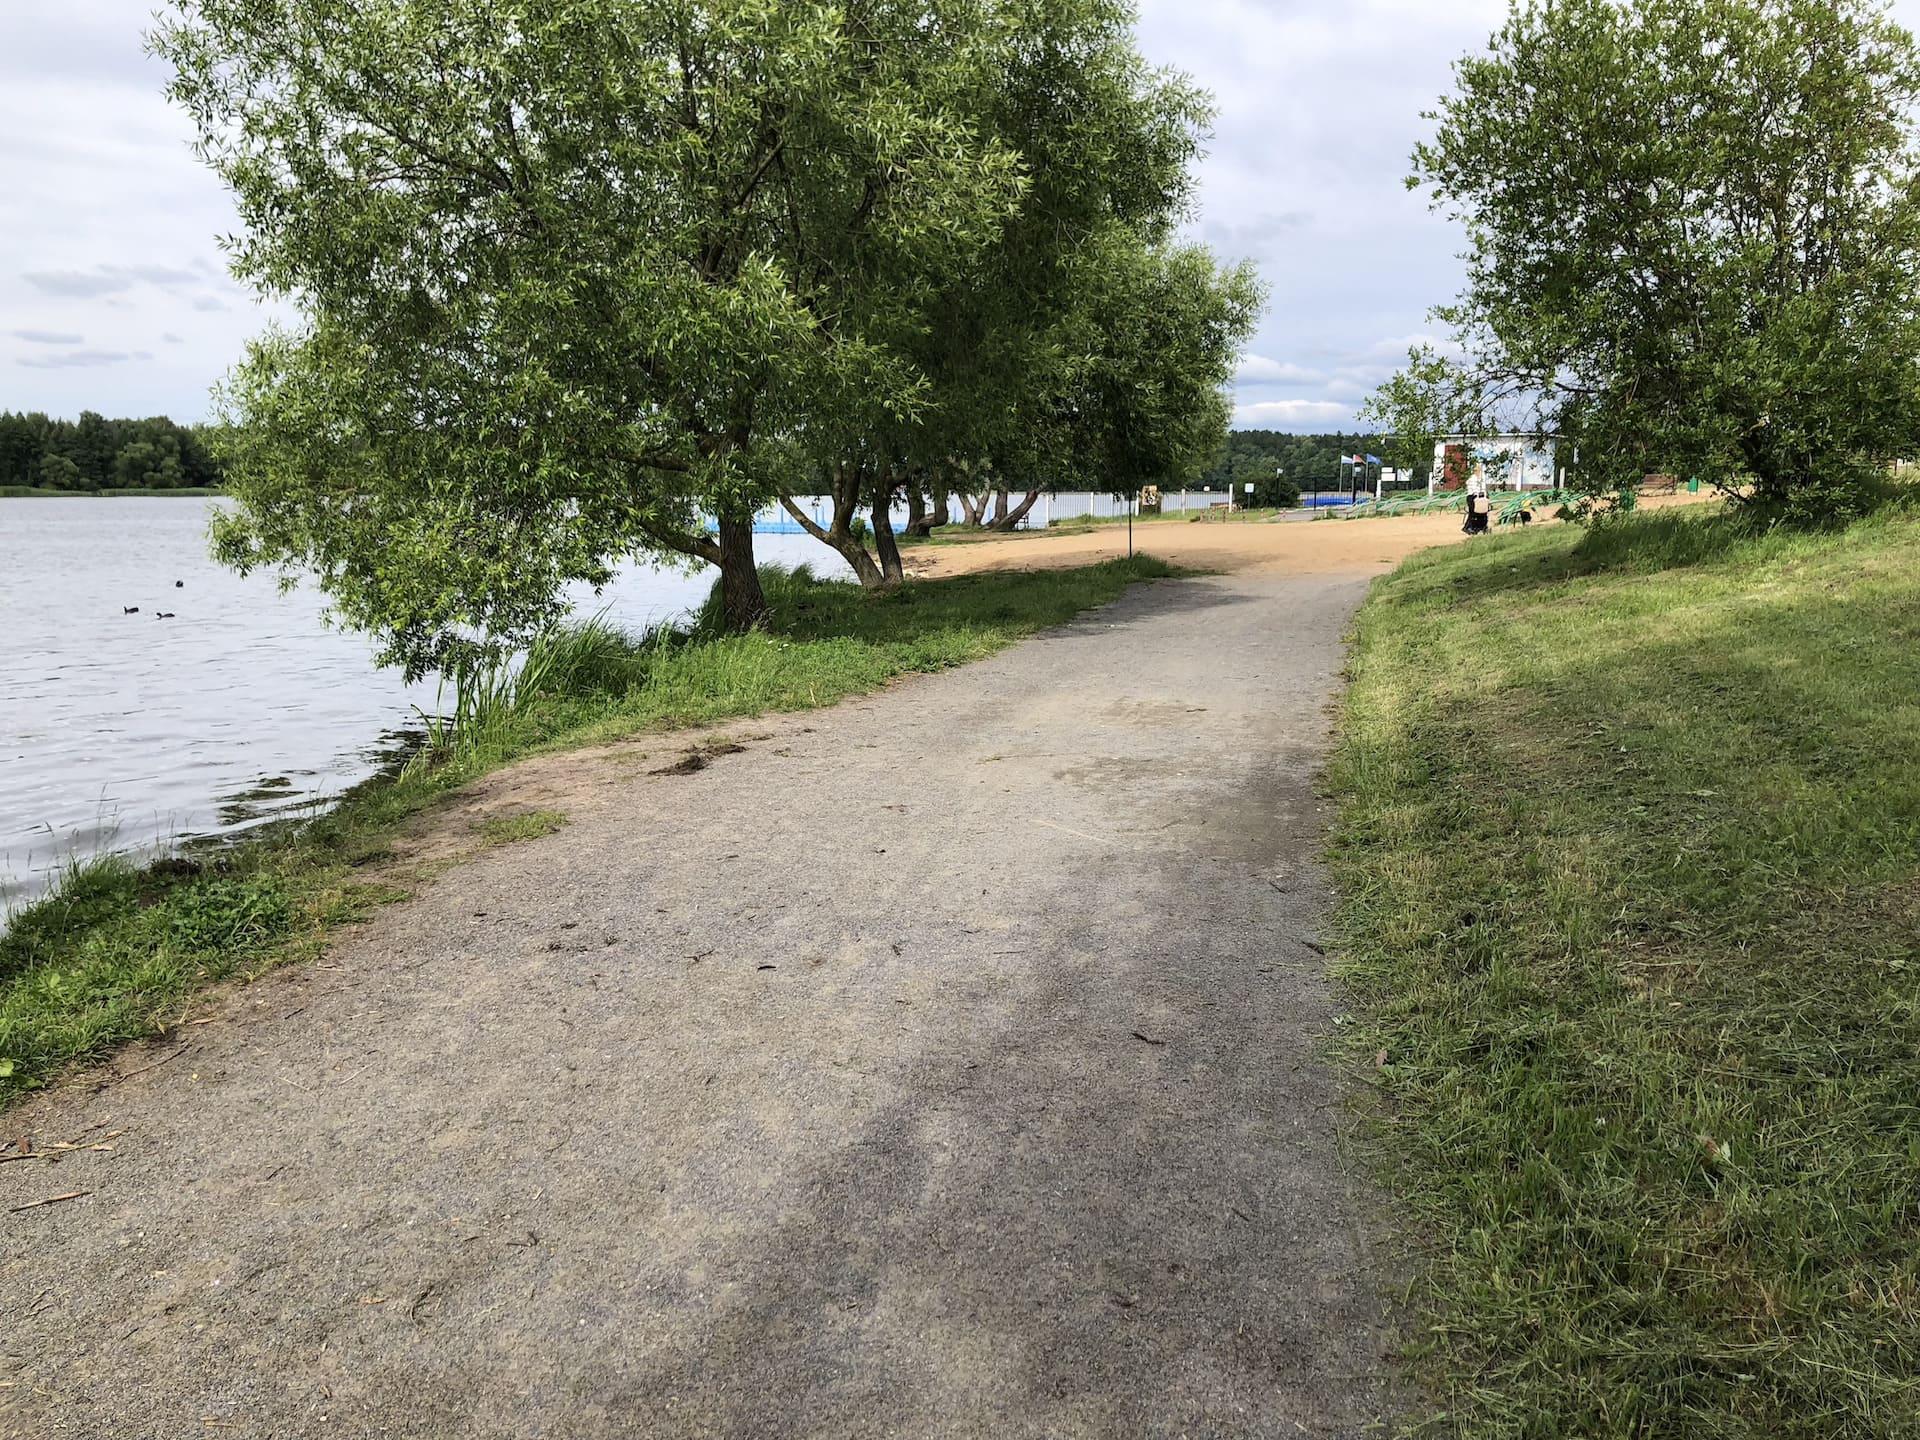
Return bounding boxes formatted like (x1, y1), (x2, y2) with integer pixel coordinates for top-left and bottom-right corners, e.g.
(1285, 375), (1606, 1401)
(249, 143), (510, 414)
(1, 554), (1173, 1105)
(1328, 506), (1920, 1435)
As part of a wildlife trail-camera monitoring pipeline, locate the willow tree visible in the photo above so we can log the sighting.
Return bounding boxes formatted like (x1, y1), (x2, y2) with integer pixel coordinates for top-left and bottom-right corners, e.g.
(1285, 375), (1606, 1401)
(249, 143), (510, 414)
(777, 0), (1256, 577)
(1376, 0), (1920, 520)
(1055, 237), (1261, 498)
(155, 0), (1022, 672)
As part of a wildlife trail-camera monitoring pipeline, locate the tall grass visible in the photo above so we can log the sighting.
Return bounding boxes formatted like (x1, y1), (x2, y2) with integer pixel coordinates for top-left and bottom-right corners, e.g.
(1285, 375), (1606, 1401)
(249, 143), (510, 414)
(687, 561), (828, 638)
(1329, 507), (1920, 1436)
(418, 568), (845, 767)
(418, 611), (649, 768)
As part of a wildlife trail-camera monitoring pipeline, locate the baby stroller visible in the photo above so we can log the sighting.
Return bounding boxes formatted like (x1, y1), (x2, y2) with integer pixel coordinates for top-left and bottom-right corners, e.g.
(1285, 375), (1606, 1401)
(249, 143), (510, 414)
(1463, 491), (1492, 535)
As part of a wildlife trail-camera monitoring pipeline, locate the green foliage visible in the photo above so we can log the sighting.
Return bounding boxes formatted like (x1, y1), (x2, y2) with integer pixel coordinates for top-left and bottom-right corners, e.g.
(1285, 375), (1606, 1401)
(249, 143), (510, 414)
(476, 811), (569, 846)
(1061, 238), (1263, 494)
(1356, 344), (1482, 482)
(154, 0), (1247, 631)
(1330, 508), (1920, 1434)
(0, 410), (220, 493)
(1, 861), (299, 1098)
(419, 613), (647, 768)
(891, 0), (1252, 498)
(0, 855), (142, 985)
(1395, 0), (1920, 519)
(167, 876), (293, 953)
(1199, 430), (1380, 500)
(608, 0), (1262, 579)
(690, 562), (828, 641)
(156, 0), (1036, 663)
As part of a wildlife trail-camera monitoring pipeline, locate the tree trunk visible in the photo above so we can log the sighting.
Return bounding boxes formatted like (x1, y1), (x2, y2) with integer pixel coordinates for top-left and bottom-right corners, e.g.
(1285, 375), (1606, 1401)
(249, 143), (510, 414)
(779, 459), (889, 587)
(872, 474), (905, 586)
(929, 473), (952, 530)
(715, 508), (769, 631)
(990, 486), (1010, 527)
(903, 479), (931, 538)
(990, 488), (1045, 531)
(779, 492), (883, 586)
(957, 487), (984, 527)
(1739, 435), (1798, 512)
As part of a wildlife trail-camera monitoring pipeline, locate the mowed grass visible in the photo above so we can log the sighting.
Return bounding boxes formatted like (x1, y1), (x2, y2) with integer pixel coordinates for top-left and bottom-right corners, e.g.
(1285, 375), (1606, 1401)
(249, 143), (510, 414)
(1329, 506), (1920, 1436)
(0, 554), (1173, 1104)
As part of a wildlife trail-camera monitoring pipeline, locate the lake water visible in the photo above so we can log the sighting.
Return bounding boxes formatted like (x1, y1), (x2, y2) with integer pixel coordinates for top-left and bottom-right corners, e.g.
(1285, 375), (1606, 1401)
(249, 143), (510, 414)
(1, 497), (849, 909)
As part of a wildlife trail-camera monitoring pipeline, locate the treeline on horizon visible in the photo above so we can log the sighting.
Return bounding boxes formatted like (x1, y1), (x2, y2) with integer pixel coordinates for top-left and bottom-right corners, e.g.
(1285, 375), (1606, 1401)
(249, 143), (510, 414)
(0, 410), (222, 493)
(1197, 430), (1396, 506)
(0, 414), (1388, 507)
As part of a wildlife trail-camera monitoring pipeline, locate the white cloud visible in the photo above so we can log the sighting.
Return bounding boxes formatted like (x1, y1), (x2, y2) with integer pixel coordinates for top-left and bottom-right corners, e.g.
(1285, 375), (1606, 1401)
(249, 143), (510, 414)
(1359, 333), (1464, 363)
(22, 269), (133, 298)
(1234, 399), (1354, 428)
(1133, 0), (1525, 430)
(0, 1), (263, 419)
(18, 349), (136, 369)
(10, 0), (1920, 432)
(1235, 355), (1323, 386)
(1202, 211), (1314, 262)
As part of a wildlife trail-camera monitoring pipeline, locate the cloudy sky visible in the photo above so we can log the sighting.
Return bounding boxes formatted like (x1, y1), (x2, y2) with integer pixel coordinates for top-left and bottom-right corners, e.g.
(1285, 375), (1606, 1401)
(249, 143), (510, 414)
(8, 1), (1904, 431)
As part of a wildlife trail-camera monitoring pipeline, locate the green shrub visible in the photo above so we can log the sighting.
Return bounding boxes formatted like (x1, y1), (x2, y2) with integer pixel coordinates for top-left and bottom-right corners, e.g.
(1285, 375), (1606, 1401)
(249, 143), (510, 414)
(167, 876), (293, 953)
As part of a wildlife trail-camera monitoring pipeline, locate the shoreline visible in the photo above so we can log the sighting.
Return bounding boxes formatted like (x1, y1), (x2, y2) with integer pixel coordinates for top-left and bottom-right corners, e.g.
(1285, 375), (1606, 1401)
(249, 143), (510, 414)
(0, 556), (1175, 1105)
(0, 503), (1551, 1102)
(1, 557), (1398, 1436)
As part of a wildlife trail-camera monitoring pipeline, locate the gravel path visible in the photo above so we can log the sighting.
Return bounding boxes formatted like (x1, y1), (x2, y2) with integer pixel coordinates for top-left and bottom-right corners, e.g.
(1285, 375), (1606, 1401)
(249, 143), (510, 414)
(2, 568), (1397, 1438)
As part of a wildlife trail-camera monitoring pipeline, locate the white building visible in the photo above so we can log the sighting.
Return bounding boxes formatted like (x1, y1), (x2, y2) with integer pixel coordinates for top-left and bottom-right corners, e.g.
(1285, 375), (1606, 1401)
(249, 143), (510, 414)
(1431, 434), (1558, 493)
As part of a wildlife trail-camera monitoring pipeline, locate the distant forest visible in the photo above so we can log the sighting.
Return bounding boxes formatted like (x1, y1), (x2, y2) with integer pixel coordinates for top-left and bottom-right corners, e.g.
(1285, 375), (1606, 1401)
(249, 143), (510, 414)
(0, 417), (1386, 503)
(1196, 430), (1398, 506)
(0, 411), (222, 492)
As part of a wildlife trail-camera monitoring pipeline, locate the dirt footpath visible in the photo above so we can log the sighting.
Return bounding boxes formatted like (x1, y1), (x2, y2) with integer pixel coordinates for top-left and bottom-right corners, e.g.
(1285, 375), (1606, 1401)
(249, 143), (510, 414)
(915, 508), (1478, 579)
(2, 565), (1403, 1438)
(912, 488), (1719, 579)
